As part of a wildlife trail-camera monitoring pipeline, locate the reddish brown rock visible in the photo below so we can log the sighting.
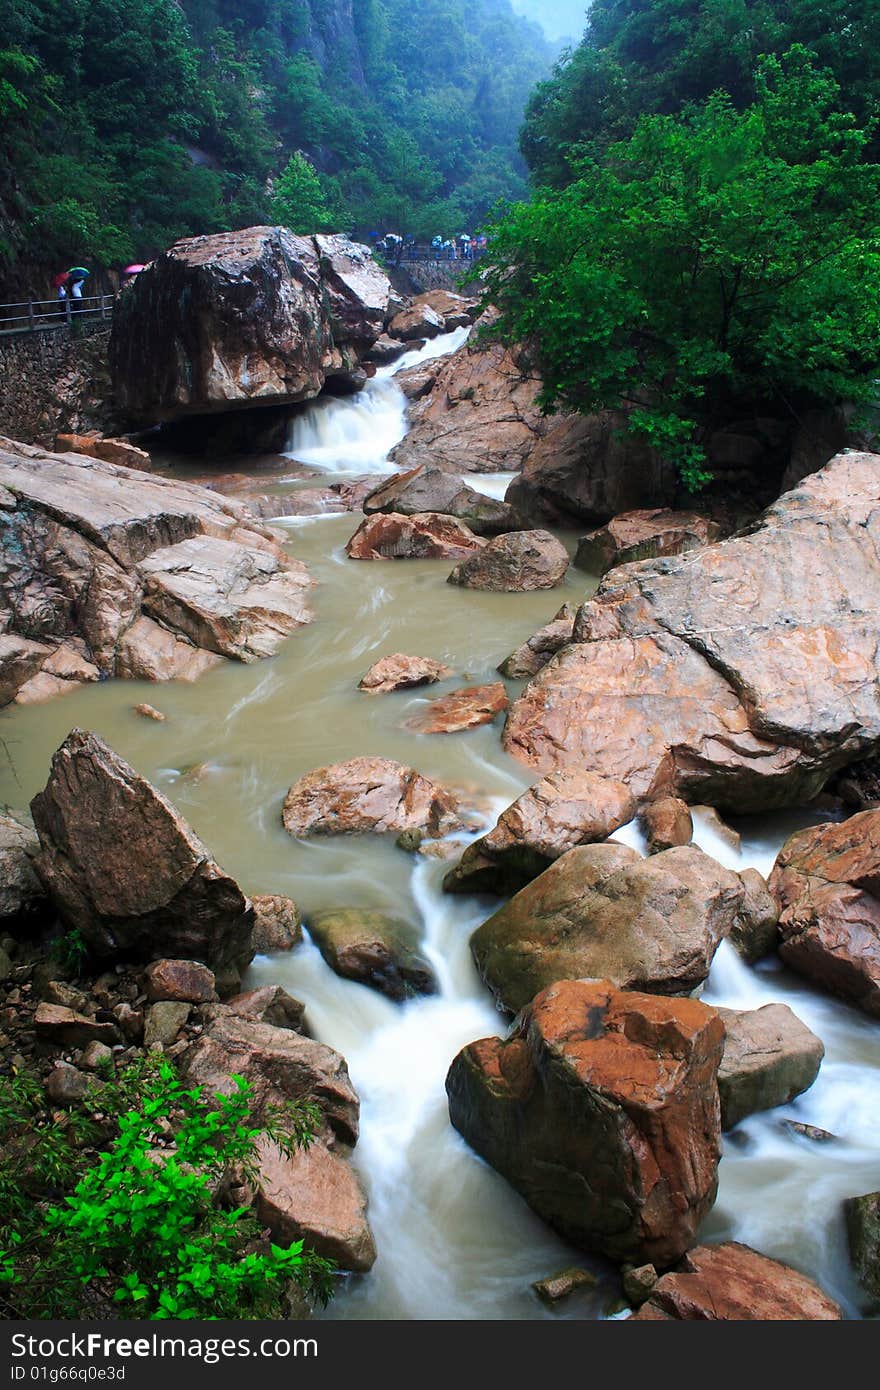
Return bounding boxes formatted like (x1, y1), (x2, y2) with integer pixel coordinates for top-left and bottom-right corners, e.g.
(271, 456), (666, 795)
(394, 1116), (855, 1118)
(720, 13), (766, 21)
(133, 702), (166, 722)
(30, 730), (254, 969)
(769, 811), (880, 1017)
(409, 290), (480, 330)
(255, 1135), (377, 1273)
(56, 433), (153, 472)
(497, 604), (576, 680)
(717, 1004), (824, 1129)
(219, 986), (306, 1032)
(35, 1003), (120, 1048)
(575, 508), (720, 575)
(630, 1242), (841, 1319)
(250, 895), (302, 953)
(388, 303), (445, 341)
(446, 980), (724, 1267)
(346, 512), (484, 561)
(144, 958), (216, 1004)
(404, 682), (508, 735)
(443, 769), (635, 896)
(362, 465), (520, 535)
(504, 452), (880, 812)
(358, 652), (454, 694)
(448, 530), (569, 591)
(470, 843), (748, 1015)
(282, 756), (462, 839)
(640, 797), (693, 853)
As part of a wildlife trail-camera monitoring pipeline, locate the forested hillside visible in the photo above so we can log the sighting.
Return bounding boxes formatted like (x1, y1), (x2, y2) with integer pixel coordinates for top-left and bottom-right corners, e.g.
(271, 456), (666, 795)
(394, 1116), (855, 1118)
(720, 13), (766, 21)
(0, 0), (553, 292)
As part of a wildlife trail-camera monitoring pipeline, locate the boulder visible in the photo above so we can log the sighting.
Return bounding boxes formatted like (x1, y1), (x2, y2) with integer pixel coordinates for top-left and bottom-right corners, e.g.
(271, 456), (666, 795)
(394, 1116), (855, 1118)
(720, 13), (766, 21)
(390, 336), (557, 474)
(56, 433), (153, 472)
(844, 1191), (880, 1302)
(768, 810), (880, 1017)
(0, 813), (50, 932)
(45, 1063), (90, 1105)
(144, 1000), (191, 1047)
(409, 290), (480, 330)
(388, 303), (445, 341)
(220, 986), (306, 1032)
(505, 412), (676, 525)
(358, 652), (454, 694)
(365, 334), (409, 366)
(497, 604), (576, 680)
(443, 769), (635, 896)
(110, 227), (390, 425)
(532, 1268), (598, 1305)
(504, 453), (880, 812)
(79, 1040), (114, 1072)
(346, 512), (484, 561)
(404, 682), (508, 734)
(575, 508), (720, 575)
(716, 1004), (824, 1129)
(447, 530), (569, 591)
(362, 465), (520, 535)
(30, 730), (254, 969)
(255, 1135), (377, 1273)
(640, 797), (693, 853)
(144, 958), (216, 1004)
(446, 980), (724, 1267)
(629, 1242), (841, 1319)
(34, 1003), (120, 1048)
(470, 842), (748, 1015)
(282, 756), (462, 840)
(729, 868), (779, 961)
(250, 895), (302, 953)
(0, 439), (313, 705)
(307, 909), (436, 1001)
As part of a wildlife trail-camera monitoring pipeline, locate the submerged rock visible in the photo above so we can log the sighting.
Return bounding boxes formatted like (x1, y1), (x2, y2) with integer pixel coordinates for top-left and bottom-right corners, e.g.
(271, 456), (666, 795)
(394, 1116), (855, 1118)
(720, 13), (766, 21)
(629, 1243), (841, 1320)
(446, 980), (724, 1267)
(504, 453), (880, 812)
(358, 652), (454, 694)
(282, 756), (462, 839)
(447, 530), (569, 591)
(346, 512), (484, 560)
(443, 769), (635, 897)
(470, 842), (748, 1015)
(769, 810), (880, 1017)
(362, 465), (520, 535)
(717, 1003), (824, 1129)
(404, 682), (508, 734)
(574, 508), (720, 575)
(307, 908), (436, 1001)
(31, 729), (254, 970)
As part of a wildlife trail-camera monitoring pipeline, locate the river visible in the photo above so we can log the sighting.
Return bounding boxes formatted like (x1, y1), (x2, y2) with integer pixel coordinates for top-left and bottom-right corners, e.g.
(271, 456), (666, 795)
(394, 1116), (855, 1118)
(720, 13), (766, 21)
(1, 332), (876, 1320)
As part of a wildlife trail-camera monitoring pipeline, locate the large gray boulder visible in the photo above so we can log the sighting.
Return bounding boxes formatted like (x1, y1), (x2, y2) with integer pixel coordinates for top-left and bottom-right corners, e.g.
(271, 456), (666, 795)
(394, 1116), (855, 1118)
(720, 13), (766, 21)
(362, 465), (520, 535)
(717, 1004), (824, 1129)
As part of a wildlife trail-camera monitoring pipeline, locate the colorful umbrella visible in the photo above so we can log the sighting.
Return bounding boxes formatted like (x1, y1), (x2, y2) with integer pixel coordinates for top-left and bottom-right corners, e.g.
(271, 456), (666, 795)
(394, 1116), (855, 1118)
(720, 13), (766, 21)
(123, 264), (146, 274)
(66, 267), (90, 281)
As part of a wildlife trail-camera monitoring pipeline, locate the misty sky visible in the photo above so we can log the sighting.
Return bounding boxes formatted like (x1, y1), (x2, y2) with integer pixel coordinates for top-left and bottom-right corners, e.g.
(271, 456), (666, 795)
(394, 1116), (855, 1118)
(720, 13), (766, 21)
(509, 0), (589, 42)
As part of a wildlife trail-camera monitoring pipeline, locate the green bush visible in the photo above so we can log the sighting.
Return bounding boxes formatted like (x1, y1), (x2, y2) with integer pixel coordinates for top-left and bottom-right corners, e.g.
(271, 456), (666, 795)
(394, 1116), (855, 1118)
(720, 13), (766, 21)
(0, 1055), (334, 1319)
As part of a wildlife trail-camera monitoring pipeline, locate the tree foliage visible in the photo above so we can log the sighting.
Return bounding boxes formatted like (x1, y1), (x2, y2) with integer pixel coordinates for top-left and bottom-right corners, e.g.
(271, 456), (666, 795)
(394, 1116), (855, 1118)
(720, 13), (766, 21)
(482, 52), (880, 488)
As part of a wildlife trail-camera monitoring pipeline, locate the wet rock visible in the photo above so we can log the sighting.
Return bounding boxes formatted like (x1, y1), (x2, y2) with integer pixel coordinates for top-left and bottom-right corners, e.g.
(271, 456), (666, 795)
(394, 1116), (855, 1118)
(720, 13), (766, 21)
(622, 1264), (658, 1306)
(220, 986), (306, 1033)
(110, 227), (390, 425)
(692, 805), (742, 853)
(844, 1191), (880, 1302)
(307, 909), (436, 1001)
(115, 618), (226, 684)
(144, 959), (216, 1004)
(504, 453), (880, 811)
(506, 412), (675, 526)
(496, 604), (576, 680)
(443, 769), (635, 896)
(179, 1012), (360, 1146)
(404, 682), (508, 735)
(358, 652), (454, 694)
(448, 530), (569, 592)
(282, 756), (462, 840)
(34, 1003), (119, 1047)
(133, 702), (166, 722)
(255, 1135), (377, 1273)
(45, 1063), (90, 1105)
(31, 730), (254, 970)
(782, 1120), (836, 1143)
(629, 1242), (841, 1319)
(251, 895), (302, 953)
(79, 1040), (114, 1071)
(717, 1004), (824, 1129)
(409, 290), (480, 331)
(388, 303), (445, 341)
(56, 433), (153, 472)
(470, 843), (747, 1015)
(729, 868), (779, 962)
(144, 1001), (191, 1048)
(575, 509), (720, 575)
(365, 334), (409, 366)
(769, 810), (880, 1017)
(362, 465), (520, 535)
(532, 1268), (598, 1305)
(831, 753), (880, 811)
(447, 980), (724, 1267)
(0, 813), (50, 933)
(345, 512), (484, 561)
(639, 797), (693, 853)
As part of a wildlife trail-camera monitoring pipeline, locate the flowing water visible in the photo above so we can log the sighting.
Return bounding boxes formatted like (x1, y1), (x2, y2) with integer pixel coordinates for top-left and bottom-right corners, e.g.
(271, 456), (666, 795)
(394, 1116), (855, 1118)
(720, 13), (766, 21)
(2, 335), (877, 1320)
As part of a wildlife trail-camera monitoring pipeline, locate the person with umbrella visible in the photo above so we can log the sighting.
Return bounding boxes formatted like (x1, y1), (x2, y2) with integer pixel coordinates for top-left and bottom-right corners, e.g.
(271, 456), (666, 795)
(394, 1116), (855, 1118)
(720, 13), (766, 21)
(65, 266), (90, 301)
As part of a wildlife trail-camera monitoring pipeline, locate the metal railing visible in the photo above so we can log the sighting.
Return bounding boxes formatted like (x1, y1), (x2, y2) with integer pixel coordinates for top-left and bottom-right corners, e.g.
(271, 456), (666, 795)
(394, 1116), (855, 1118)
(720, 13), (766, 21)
(0, 294), (115, 336)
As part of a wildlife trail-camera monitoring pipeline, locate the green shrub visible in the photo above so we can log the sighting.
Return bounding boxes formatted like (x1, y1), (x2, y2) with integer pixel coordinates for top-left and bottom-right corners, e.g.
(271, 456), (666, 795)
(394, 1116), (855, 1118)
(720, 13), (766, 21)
(0, 1056), (334, 1319)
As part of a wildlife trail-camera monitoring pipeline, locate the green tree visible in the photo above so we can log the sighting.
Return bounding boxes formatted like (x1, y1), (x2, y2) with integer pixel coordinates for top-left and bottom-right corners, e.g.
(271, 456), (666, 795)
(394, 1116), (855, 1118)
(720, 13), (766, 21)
(271, 151), (336, 233)
(483, 51), (880, 488)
